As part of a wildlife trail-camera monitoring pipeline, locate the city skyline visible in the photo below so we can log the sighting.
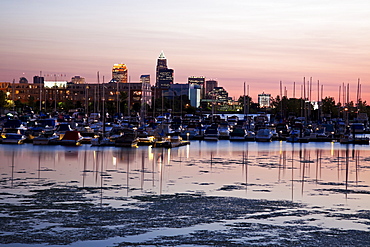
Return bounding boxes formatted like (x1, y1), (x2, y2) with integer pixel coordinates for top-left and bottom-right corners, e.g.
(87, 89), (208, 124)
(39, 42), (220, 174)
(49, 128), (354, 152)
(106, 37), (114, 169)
(1, 1), (370, 102)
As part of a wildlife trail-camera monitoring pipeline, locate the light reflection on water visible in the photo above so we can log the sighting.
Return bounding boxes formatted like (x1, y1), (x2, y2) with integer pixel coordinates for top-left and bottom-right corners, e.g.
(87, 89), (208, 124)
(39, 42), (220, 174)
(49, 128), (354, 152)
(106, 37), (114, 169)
(1, 141), (370, 211)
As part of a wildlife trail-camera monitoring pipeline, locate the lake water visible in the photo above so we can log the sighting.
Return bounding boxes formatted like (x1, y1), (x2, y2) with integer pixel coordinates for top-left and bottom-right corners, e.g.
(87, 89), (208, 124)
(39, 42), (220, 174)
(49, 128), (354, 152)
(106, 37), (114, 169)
(1, 141), (370, 246)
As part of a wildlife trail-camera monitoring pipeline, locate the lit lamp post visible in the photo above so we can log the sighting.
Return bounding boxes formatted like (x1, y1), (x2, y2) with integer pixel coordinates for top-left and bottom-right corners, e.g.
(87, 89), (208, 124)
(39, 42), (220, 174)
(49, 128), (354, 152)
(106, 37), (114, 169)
(6, 92), (10, 109)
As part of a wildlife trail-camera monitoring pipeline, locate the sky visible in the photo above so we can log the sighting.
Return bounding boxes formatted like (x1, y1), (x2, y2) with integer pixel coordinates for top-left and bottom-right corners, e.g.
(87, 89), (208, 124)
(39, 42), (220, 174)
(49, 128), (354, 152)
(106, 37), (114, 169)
(1, 0), (370, 102)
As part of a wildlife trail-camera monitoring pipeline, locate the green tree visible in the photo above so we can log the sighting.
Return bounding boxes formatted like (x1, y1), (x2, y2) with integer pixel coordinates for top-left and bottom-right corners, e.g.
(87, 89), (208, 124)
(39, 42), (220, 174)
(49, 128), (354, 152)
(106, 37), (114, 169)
(105, 101), (115, 116)
(0, 91), (7, 108)
(119, 91), (128, 115)
(15, 99), (23, 111)
(321, 97), (338, 117)
(27, 96), (35, 109)
(132, 102), (141, 113)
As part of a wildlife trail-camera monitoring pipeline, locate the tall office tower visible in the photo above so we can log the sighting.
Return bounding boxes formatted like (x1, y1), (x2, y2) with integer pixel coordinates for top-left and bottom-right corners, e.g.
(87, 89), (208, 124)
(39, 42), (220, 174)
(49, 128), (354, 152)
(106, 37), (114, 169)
(156, 51), (173, 88)
(112, 64), (128, 83)
(157, 68), (174, 88)
(205, 79), (218, 94)
(188, 76), (205, 98)
(140, 74), (150, 84)
(188, 76), (205, 86)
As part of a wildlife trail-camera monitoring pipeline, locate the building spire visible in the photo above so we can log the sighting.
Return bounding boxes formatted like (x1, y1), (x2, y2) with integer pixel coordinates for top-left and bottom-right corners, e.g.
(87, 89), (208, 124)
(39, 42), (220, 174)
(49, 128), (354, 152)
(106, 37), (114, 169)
(159, 50), (166, 59)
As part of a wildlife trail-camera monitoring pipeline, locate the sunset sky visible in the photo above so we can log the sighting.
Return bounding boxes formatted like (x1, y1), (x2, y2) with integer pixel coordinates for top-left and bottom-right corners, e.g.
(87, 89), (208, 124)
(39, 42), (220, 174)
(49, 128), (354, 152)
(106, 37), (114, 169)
(1, 0), (370, 102)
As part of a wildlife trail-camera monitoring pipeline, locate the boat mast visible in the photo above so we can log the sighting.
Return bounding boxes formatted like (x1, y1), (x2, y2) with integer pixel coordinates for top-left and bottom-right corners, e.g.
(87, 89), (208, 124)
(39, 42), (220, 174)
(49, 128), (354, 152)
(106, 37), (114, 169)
(39, 71), (42, 113)
(247, 84), (250, 115)
(243, 82), (246, 116)
(128, 76), (131, 117)
(356, 78), (360, 108)
(97, 71), (100, 113)
(280, 80), (283, 119)
(102, 76), (105, 137)
(116, 79), (119, 117)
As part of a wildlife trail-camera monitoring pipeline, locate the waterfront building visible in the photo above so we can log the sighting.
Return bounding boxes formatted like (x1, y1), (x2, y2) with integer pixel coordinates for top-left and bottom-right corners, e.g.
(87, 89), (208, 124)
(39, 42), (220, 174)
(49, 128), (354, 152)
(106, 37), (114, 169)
(258, 92), (271, 108)
(112, 64), (128, 83)
(0, 81), (42, 103)
(0, 80), (152, 114)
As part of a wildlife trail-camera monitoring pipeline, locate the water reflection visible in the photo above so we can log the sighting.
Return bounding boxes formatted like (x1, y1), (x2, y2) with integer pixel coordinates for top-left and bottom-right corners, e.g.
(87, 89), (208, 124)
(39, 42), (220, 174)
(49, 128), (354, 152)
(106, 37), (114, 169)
(0, 142), (369, 209)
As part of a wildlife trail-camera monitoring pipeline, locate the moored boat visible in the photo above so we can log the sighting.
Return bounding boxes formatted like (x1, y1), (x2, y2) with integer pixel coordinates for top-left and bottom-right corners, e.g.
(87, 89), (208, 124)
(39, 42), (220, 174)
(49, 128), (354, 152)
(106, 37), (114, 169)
(32, 133), (59, 145)
(218, 122), (230, 140)
(340, 136), (369, 145)
(204, 124), (219, 141)
(115, 129), (139, 147)
(154, 134), (190, 148)
(1, 133), (27, 144)
(255, 128), (273, 142)
(229, 127), (247, 141)
(59, 131), (83, 146)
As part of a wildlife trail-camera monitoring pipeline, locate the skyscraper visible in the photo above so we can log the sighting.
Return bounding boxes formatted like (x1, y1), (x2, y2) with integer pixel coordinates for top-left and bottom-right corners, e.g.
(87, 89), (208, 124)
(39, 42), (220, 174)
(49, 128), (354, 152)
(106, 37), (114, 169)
(188, 76), (205, 98)
(156, 51), (167, 72)
(140, 74), (150, 84)
(188, 76), (205, 86)
(156, 51), (173, 88)
(205, 79), (218, 94)
(112, 64), (128, 83)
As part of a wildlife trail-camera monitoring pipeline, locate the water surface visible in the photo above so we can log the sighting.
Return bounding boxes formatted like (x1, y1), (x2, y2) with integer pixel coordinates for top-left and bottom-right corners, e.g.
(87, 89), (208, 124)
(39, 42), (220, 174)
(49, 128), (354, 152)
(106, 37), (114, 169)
(1, 141), (370, 246)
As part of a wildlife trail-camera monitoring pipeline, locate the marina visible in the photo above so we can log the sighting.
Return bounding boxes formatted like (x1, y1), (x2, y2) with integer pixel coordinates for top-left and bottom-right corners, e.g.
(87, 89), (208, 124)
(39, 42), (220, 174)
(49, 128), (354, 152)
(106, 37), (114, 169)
(0, 112), (369, 147)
